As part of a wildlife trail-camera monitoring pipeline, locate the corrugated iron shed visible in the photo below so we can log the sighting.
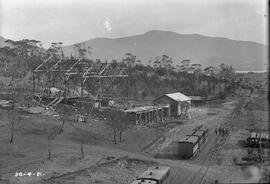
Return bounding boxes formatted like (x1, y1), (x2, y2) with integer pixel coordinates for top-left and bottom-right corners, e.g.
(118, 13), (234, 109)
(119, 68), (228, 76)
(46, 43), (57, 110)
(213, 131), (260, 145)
(164, 92), (191, 102)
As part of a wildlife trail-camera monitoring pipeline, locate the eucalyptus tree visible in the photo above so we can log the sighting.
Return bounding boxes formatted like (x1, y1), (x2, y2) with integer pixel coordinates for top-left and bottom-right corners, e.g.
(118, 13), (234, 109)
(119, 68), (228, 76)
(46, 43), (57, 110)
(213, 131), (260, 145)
(4, 39), (44, 78)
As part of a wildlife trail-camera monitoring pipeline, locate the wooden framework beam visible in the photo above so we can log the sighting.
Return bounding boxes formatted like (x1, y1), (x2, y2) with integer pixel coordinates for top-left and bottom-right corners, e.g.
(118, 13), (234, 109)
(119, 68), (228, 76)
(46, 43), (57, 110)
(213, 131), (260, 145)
(33, 59), (129, 106)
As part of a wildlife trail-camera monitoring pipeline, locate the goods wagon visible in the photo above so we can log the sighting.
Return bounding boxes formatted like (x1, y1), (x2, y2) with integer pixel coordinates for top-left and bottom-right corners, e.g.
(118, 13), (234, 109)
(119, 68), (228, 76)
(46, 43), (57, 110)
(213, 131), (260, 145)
(178, 125), (209, 159)
(178, 136), (199, 158)
(187, 131), (205, 149)
(131, 166), (171, 184)
(195, 127), (208, 147)
(197, 126), (209, 137)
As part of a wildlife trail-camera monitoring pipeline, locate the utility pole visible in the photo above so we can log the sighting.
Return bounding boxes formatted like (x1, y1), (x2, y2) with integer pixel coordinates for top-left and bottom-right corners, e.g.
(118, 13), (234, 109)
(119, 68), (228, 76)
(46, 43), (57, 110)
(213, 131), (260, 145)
(98, 78), (102, 109)
(64, 75), (67, 104)
(32, 72), (35, 95)
(259, 118), (262, 168)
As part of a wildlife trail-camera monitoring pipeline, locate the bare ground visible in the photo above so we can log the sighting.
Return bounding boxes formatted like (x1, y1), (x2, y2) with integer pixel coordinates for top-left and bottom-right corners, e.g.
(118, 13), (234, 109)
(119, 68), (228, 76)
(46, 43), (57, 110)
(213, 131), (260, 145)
(0, 95), (269, 184)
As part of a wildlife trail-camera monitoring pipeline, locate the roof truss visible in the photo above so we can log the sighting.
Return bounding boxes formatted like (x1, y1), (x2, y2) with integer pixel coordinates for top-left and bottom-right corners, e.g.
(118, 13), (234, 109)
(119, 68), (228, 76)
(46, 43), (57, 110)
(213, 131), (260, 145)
(34, 59), (128, 81)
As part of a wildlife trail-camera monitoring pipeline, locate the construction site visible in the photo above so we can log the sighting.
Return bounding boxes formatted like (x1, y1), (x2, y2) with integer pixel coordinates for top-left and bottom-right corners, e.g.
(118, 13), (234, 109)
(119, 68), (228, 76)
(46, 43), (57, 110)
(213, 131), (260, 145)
(0, 1), (269, 183)
(0, 54), (269, 184)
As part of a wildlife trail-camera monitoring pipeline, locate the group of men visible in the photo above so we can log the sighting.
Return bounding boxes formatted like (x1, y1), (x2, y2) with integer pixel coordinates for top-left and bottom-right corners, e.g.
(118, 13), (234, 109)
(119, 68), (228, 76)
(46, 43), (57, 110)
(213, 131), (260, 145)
(215, 127), (229, 136)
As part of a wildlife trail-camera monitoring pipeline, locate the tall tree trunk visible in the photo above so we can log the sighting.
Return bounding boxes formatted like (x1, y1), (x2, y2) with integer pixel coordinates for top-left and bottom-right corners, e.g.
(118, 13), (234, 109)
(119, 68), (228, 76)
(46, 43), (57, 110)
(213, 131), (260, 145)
(4, 58), (8, 72)
(10, 123), (14, 144)
(113, 130), (117, 144)
(48, 140), (51, 160)
(60, 121), (65, 131)
(119, 131), (122, 142)
(80, 138), (84, 159)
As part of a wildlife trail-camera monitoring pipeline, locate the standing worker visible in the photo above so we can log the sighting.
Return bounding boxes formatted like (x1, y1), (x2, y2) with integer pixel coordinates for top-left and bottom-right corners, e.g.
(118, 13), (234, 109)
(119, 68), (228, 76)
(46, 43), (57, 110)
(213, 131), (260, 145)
(225, 128), (229, 136)
(215, 128), (218, 135)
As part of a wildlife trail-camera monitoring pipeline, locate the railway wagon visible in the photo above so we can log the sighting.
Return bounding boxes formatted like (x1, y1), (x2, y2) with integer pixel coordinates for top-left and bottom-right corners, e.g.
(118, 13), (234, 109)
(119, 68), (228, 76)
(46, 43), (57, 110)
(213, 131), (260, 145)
(178, 136), (199, 159)
(196, 126), (209, 137)
(187, 131), (205, 149)
(195, 127), (208, 146)
(131, 166), (171, 184)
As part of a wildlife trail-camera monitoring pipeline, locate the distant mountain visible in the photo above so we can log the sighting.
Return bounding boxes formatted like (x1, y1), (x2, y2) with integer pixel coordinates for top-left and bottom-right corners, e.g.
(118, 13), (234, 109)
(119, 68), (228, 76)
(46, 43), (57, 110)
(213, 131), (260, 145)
(63, 30), (268, 71)
(0, 31), (268, 71)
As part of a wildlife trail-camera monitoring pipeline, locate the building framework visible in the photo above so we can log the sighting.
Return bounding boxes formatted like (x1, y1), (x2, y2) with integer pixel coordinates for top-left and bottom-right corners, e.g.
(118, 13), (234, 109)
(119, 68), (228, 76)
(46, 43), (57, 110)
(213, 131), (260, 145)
(125, 105), (170, 126)
(33, 58), (128, 108)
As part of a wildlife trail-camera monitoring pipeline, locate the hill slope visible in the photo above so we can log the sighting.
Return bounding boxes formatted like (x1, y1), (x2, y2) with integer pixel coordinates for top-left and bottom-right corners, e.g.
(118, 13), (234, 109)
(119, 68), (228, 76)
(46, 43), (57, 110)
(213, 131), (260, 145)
(63, 30), (267, 71)
(0, 36), (7, 47)
(0, 36), (14, 48)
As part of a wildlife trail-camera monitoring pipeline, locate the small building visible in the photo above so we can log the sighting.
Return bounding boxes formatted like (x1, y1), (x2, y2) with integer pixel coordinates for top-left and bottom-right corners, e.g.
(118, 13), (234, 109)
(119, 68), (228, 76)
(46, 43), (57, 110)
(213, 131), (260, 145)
(188, 96), (205, 106)
(154, 92), (191, 118)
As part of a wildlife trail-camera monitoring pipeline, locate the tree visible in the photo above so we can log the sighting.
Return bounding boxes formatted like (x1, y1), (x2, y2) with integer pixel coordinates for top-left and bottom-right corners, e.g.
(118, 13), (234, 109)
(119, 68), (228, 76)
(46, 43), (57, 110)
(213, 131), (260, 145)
(7, 109), (21, 143)
(153, 56), (162, 69)
(118, 112), (133, 142)
(0, 46), (16, 73)
(104, 108), (133, 144)
(136, 59), (142, 66)
(191, 64), (202, 73)
(123, 53), (136, 68)
(107, 110), (122, 144)
(104, 109), (123, 144)
(45, 123), (64, 160)
(203, 66), (219, 77)
(62, 105), (91, 159)
(47, 42), (63, 59)
(148, 57), (154, 67)
(74, 43), (91, 59)
(161, 54), (173, 70)
(11, 80), (33, 107)
(55, 104), (74, 130)
(179, 59), (191, 72)
(218, 63), (235, 81)
(69, 122), (89, 159)
(5, 39), (44, 78)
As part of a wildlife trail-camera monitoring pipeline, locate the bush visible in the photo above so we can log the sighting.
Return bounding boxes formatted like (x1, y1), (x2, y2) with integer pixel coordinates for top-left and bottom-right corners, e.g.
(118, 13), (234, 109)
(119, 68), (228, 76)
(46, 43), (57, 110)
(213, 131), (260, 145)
(218, 91), (226, 99)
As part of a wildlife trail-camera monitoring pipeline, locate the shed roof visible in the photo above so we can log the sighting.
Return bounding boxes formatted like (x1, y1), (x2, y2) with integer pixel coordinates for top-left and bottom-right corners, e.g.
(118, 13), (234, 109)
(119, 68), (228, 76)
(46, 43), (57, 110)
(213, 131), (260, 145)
(125, 105), (169, 113)
(164, 92), (190, 102)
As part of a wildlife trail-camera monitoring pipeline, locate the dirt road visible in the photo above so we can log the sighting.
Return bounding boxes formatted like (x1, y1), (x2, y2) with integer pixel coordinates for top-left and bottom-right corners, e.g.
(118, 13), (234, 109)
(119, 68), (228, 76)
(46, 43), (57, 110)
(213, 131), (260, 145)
(1, 96), (268, 184)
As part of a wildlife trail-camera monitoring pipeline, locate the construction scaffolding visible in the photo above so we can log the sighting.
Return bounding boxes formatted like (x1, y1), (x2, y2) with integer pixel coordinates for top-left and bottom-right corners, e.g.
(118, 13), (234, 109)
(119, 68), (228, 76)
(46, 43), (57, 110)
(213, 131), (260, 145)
(33, 58), (129, 108)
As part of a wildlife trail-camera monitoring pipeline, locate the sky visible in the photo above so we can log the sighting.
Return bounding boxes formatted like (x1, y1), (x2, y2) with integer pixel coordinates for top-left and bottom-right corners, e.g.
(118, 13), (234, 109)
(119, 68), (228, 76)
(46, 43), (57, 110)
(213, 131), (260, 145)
(0, 0), (268, 48)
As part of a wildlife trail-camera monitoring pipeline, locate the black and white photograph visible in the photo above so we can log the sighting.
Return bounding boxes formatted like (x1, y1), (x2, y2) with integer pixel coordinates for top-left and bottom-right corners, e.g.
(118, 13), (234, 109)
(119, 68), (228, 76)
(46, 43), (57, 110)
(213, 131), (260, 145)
(0, 0), (269, 183)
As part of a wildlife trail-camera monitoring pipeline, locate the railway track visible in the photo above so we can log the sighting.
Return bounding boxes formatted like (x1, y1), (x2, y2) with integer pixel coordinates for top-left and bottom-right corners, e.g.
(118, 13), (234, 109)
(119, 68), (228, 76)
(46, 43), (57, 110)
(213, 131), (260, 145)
(167, 98), (247, 184)
(195, 98), (247, 184)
